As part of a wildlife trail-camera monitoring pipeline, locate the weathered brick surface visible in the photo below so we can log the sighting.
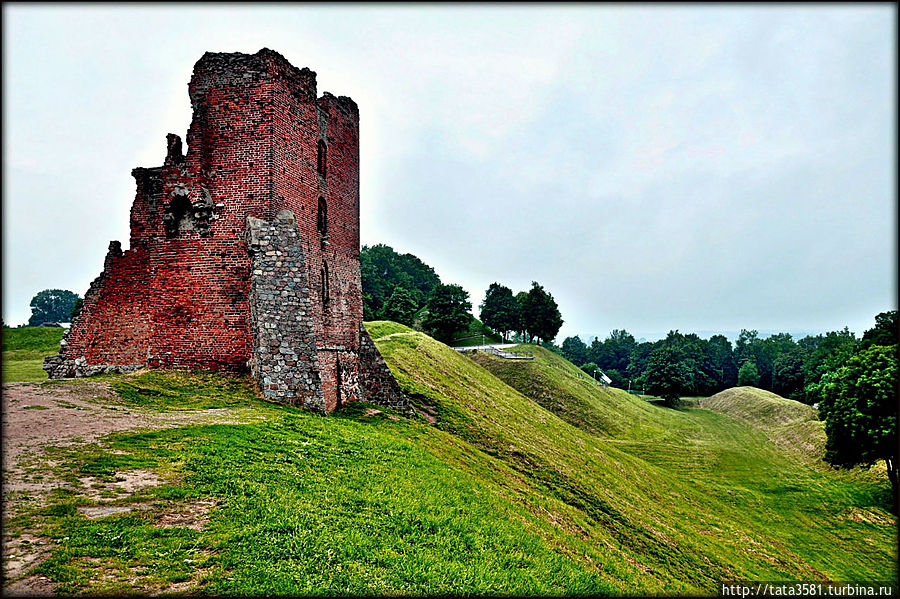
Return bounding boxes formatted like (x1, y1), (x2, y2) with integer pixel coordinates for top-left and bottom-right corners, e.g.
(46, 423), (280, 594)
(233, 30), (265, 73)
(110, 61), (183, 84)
(44, 48), (406, 414)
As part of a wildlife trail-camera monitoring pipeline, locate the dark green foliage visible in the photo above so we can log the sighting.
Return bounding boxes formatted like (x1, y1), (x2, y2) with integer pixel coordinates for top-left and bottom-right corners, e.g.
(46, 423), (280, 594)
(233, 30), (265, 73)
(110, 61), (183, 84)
(382, 287), (419, 326)
(772, 348), (806, 400)
(738, 361), (761, 387)
(642, 346), (689, 406)
(360, 244), (441, 321)
(735, 330), (798, 390)
(27, 289), (81, 326)
(801, 328), (859, 403)
(514, 291), (528, 340)
(422, 284), (472, 343)
(862, 310), (898, 349)
(479, 283), (519, 341)
(580, 362), (599, 377)
(706, 334), (738, 390)
(519, 282), (563, 344)
(561, 336), (589, 366)
(816, 345), (898, 506)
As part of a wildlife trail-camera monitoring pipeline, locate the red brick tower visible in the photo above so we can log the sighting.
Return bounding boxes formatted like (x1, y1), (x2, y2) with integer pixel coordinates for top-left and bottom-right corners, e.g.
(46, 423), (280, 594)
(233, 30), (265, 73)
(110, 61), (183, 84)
(44, 49), (406, 413)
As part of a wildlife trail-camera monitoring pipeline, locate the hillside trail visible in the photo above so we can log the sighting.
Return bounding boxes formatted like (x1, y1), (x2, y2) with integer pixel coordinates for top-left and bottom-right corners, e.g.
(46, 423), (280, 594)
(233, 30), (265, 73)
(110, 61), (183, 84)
(1, 379), (267, 596)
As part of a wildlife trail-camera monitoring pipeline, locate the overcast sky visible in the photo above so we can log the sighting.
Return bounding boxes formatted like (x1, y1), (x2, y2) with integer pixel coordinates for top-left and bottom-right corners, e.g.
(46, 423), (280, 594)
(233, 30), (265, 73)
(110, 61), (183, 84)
(3, 4), (896, 341)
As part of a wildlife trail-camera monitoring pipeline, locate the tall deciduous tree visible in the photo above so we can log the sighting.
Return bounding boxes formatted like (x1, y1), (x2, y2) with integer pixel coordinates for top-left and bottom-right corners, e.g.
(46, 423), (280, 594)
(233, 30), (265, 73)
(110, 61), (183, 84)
(520, 282), (563, 344)
(360, 244), (441, 320)
(422, 284), (472, 343)
(816, 345), (898, 509)
(479, 283), (519, 341)
(382, 287), (418, 326)
(28, 289), (81, 326)
(861, 310), (898, 349)
(737, 360), (761, 387)
(561, 336), (589, 366)
(772, 348), (805, 400)
(641, 346), (689, 407)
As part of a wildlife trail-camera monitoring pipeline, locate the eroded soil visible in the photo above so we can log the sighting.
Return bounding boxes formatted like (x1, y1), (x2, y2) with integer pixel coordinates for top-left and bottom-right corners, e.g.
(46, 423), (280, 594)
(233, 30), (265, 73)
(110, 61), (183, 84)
(1, 380), (264, 595)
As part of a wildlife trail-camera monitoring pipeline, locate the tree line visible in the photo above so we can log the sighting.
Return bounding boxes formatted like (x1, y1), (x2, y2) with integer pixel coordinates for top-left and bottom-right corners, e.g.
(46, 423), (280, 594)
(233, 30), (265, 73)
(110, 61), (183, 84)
(361, 245), (565, 345)
(556, 314), (896, 406)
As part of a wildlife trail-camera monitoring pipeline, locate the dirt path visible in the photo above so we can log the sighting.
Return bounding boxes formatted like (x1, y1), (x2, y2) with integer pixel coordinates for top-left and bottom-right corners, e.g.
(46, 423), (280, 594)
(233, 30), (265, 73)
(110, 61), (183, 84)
(1, 380), (267, 596)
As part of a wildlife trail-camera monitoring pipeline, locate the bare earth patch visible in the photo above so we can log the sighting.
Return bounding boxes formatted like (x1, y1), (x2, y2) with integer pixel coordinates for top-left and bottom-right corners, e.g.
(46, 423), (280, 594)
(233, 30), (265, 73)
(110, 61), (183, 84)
(1, 380), (264, 595)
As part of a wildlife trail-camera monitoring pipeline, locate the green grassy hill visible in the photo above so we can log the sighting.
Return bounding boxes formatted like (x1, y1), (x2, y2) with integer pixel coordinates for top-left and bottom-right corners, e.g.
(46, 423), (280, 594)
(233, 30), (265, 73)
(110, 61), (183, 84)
(2, 324), (896, 595)
(701, 387), (826, 462)
(1, 326), (64, 382)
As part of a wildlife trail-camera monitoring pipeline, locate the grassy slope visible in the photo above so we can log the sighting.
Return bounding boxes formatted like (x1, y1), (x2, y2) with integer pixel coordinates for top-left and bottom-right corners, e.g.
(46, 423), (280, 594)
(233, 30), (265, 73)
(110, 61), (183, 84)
(1, 326), (64, 382)
(376, 335), (896, 591)
(701, 387), (826, 462)
(2, 326), (896, 595)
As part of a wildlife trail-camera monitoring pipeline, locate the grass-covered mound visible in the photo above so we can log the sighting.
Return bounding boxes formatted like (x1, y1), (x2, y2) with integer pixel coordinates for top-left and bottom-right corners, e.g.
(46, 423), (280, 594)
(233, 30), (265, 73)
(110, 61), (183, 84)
(701, 387), (826, 461)
(375, 330), (896, 591)
(701, 386), (817, 428)
(469, 343), (669, 438)
(2, 326), (64, 382)
(2, 324), (895, 595)
(365, 320), (416, 340)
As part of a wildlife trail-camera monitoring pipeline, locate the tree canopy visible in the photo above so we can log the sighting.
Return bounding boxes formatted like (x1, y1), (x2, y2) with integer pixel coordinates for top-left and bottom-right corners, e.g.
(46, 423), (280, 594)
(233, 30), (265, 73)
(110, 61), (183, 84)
(520, 282), (563, 344)
(737, 360), (761, 387)
(360, 244), (441, 321)
(422, 284), (472, 343)
(479, 283), (519, 341)
(815, 345), (898, 508)
(642, 346), (689, 406)
(382, 287), (419, 327)
(28, 289), (81, 326)
(861, 310), (898, 349)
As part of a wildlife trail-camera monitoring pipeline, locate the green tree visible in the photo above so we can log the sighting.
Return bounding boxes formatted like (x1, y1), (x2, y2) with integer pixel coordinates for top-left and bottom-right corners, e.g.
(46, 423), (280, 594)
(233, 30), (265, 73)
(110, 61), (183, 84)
(641, 346), (689, 406)
(706, 334), (738, 391)
(772, 348), (805, 400)
(27, 289), (81, 326)
(626, 341), (654, 386)
(738, 360), (761, 387)
(70, 297), (84, 321)
(602, 329), (636, 375)
(802, 328), (858, 403)
(360, 244), (441, 320)
(520, 282), (563, 344)
(580, 362), (600, 377)
(861, 310), (898, 349)
(514, 291), (529, 342)
(479, 283), (519, 341)
(561, 336), (589, 366)
(422, 284), (472, 343)
(382, 287), (418, 326)
(816, 345), (898, 509)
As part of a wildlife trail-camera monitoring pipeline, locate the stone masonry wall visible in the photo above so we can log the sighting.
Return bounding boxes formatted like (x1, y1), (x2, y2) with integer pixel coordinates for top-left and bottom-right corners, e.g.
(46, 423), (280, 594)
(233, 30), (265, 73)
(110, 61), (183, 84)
(246, 210), (324, 409)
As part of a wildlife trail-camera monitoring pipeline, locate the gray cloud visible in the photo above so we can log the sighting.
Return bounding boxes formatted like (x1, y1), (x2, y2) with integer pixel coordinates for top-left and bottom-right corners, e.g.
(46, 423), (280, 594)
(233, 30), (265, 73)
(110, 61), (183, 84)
(3, 5), (895, 342)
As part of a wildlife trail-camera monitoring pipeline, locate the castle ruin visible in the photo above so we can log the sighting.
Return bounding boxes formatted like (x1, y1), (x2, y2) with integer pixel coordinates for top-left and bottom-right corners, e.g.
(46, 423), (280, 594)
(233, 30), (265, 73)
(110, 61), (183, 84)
(43, 49), (407, 413)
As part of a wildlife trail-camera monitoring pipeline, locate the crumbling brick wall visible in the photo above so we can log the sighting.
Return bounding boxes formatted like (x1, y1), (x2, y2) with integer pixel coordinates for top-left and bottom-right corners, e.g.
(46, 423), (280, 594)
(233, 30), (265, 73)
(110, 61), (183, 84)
(44, 48), (406, 414)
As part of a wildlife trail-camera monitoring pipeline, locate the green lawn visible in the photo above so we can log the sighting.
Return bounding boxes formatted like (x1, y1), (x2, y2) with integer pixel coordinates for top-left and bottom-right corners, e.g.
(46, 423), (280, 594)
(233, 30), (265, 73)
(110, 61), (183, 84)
(2, 326), (64, 382)
(2, 324), (895, 595)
